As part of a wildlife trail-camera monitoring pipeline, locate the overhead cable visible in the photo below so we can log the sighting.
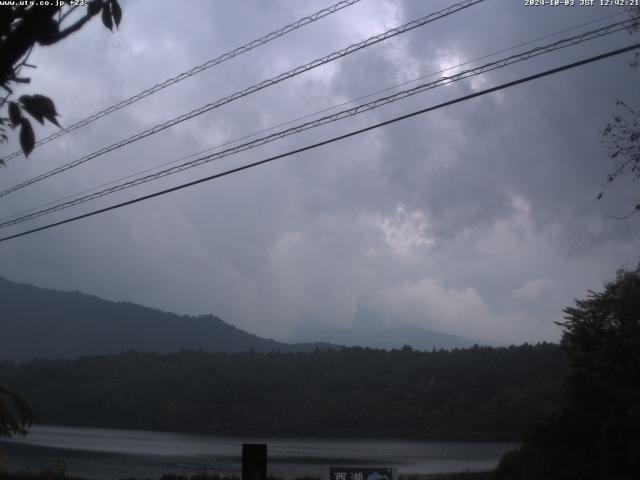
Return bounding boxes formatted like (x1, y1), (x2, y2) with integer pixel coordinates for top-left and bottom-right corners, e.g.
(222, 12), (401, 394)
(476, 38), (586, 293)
(0, 0), (485, 199)
(0, 18), (633, 229)
(1, 42), (637, 244)
(2, 8), (625, 225)
(1, 0), (364, 162)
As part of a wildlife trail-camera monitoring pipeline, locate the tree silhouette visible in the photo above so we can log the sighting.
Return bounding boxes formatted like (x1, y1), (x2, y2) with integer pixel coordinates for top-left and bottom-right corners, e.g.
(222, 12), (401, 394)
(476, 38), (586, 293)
(494, 266), (640, 480)
(0, 0), (122, 163)
(599, 7), (640, 217)
(0, 0), (122, 437)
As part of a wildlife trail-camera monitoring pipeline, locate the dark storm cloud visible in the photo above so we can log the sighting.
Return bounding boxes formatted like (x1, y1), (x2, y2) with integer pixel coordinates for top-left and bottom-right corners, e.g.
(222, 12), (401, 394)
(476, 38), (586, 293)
(0, 0), (638, 344)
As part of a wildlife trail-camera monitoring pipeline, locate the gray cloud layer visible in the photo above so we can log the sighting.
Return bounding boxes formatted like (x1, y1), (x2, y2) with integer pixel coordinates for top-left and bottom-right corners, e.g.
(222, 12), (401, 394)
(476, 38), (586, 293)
(1, 0), (638, 344)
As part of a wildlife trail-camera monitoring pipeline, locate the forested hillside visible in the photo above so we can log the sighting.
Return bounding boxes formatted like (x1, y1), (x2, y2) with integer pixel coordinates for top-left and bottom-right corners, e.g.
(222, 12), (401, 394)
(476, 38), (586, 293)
(0, 276), (331, 360)
(0, 344), (564, 439)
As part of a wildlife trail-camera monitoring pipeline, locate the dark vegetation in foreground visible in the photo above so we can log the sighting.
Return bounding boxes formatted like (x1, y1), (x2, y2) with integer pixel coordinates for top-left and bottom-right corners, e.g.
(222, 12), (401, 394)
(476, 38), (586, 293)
(0, 473), (491, 480)
(0, 343), (563, 439)
(494, 269), (640, 480)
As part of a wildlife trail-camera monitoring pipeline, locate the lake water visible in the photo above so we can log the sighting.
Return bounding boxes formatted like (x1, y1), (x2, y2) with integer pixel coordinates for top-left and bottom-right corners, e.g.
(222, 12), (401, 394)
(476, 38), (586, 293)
(0, 425), (515, 479)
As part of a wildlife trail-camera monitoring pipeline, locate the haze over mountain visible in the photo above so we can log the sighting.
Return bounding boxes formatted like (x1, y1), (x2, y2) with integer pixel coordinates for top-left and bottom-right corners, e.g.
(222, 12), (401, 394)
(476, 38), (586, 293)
(289, 308), (475, 350)
(0, 276), (325, 361)
(0, 276), (473, 361)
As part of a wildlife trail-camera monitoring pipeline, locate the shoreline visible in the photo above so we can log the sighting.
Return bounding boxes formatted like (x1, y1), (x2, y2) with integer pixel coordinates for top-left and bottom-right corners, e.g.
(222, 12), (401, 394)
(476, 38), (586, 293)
(6, 423), (521, 443)
(0, 473), (494, 480)
(0, 427), (504, 480)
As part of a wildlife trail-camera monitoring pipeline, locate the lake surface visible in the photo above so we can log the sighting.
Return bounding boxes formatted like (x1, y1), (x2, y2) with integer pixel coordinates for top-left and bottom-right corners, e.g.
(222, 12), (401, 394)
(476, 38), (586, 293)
(0, 425), (515, 479)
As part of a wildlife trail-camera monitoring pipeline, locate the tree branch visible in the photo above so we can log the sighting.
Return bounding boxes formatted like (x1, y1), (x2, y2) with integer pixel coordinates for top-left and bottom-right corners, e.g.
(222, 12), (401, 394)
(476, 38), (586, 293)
(58, 5), (80, 26)
(51, 4), (103, 43)
(603, 209), (640, 220)
(0, 6), (58, 84)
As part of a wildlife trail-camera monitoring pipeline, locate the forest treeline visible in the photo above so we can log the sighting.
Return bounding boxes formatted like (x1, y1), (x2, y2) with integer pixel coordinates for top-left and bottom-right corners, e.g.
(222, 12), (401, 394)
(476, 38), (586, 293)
(0, 344), (564, 439)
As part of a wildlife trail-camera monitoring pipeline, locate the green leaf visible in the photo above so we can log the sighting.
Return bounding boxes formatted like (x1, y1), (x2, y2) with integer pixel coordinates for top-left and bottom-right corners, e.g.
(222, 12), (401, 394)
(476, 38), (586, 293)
(19, 95), (44, 124)
(87, 0), (102, 16)
(32, 94), (60, 127)
(110, 0), (122, 28)
(8, 102), (21, 128)
(19, 94), (60, 127)
(19, 118), (35, 157)
(102, 2), (113, 31)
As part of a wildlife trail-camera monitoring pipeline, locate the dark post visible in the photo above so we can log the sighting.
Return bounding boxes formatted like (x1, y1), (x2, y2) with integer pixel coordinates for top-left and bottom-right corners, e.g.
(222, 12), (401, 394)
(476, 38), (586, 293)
(242, 443), (267, 480)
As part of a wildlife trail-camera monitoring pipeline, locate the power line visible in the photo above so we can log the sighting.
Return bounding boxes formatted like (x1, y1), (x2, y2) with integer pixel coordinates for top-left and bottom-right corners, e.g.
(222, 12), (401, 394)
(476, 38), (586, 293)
(1, 42), (637, 244)
(0, 17), (633, 229)
(1, 10), (625, 225)
(1, 0), (364, 163)
(0, 0), (485, 199)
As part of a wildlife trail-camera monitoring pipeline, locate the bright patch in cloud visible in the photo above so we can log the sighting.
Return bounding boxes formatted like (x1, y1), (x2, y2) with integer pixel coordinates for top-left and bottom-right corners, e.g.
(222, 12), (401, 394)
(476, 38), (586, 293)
(376, 205), (434, 254)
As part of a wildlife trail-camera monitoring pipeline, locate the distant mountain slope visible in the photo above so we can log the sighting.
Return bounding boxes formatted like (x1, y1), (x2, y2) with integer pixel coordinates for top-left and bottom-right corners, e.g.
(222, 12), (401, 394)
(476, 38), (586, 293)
(290, 308), (478, 350)
(291, 324), (475, 350)
(0, 276), (330, 361)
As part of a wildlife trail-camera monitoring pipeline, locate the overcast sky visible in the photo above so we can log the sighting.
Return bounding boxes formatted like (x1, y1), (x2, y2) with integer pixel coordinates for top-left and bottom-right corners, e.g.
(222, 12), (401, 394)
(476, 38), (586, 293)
(1, 0), (638, 345)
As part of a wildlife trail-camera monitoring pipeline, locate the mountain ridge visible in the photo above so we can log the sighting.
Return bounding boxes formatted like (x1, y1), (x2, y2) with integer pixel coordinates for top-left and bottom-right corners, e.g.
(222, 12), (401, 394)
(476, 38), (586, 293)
(0, 275), (332, 361)
(0, 275), (474, 361)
